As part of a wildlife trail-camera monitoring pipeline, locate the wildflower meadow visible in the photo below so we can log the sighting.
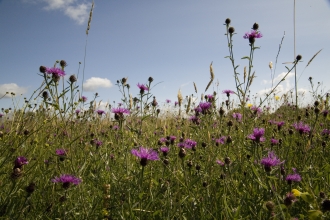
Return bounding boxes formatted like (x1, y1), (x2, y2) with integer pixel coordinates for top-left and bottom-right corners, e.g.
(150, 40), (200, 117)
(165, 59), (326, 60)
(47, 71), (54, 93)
(1, 13), (330, 220)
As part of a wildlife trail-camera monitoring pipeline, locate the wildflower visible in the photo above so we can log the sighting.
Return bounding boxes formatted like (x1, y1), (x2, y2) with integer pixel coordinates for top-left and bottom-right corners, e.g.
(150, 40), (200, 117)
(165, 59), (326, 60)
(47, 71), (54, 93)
(52, 174), (82, 189)
(46, 67), (66, 77)
(94, 139), (102, 148)
(112, 125), (119, 130)
(286, 168), (301, 184)
(243, 30), (263, 44)
(206, 94), (214, 101)
(291, 189), (302, 197)
(137, 83), (149, 94)
(96, 110), (105, 116)
(215, 136), (226, 145)
(216, 160), (225, 166)
(271, 138), (279, 145)
(131, 146), (159, 166)
(247, 103), (253, 108)
(112, 107), (130, 120)
(14, 156), (28, 169)
(56, 149), (68, 160)
(232, 112), (242, 122)
(75, 109), (81, 114)
(275, 96), (280, 101)
(174, 101), (179, 107)
(179, 139), (197, 149)
(165, 99), (171, 103)
(293, 122), (311, 135)
(248, 128), (266, 143)
(81, 96), (87, 102)
(222, 90), (235, 97)
(260, 151), (283, 172)
(284, 192), (297, 207)
(277, 121), (285, 130)
(160, 146), (169, 156)
(251, 106), (262, 115)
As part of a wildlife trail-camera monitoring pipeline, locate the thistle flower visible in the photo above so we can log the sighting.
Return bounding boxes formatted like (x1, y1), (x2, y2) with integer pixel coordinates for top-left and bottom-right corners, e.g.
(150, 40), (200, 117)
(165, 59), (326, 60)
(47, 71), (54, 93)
(131, 146), (159, 166)
(216, 160), (225, 166)
(137, 83), (149, 93)
(165, 99), (171, 103)
(46, 67), (66, 77)
(14, 156), (28, 169)
(178, 139), (197, 149)
(232, 112), (242, 122)
(96, 110), (105, 115)
(215, 136), (226, 145)
(243, 30), (263, 44)
(286, 168), (301, 184)
(222, 90), (235, 97)
(112, 107), (130, 120)
(81, 96), (87, 102)
(260, 151), (284, 172)
(293, 122), (311, 134)
(56, 149), (68, 157)
(52, 174), (82, 189)
(160, 146), (169, 156)
(248, 128), (266, 143)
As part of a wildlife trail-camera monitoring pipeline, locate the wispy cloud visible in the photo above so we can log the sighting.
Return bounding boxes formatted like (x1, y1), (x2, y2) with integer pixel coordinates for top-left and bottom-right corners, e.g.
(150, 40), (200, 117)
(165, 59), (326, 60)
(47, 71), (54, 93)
(83, 77), (113, 92)
(0, 83), (27, 98)
(25, 0), (90, 25)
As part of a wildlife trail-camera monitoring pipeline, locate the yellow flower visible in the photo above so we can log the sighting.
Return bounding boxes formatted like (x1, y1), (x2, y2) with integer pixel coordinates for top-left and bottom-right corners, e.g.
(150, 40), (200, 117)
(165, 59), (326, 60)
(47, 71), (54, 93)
(275, 96), (280, 101)
(292, 189), (302, 197)
(101, 209), (109, 216)
(247, 103), (253, 108)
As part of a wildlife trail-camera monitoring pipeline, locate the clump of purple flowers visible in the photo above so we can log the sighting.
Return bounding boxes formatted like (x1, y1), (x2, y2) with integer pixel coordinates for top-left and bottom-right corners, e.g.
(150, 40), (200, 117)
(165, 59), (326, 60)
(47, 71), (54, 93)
(251, 106), (262, 116)
(195, 102), (212, 115)
(178, 139), (197, 149)
(232, 113), (242, 122)
(293, 122), (311, 135)
(286, 168), (301, 184)
(131, 146), (159, 166)
(248, 128), (266, 143)
(14, 156), (28, 169)
(189, 115), (201, 125)
(260, 151), (284, 172)
(52, 174), (82, 189)
(215, 136), (226, 146)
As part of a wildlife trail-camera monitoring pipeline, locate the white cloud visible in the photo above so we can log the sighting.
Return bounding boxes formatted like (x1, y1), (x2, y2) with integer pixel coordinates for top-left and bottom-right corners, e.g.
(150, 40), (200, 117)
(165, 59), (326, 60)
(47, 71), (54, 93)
(83, 77), (113, 91)
(25, 0), (90, 25)
(0, 83), (27, 98)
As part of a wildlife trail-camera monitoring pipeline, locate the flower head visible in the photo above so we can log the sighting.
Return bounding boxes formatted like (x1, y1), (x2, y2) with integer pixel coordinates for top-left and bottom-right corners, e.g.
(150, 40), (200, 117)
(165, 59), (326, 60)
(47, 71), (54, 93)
(286, 168), (301, 184)
(243, 30), (263, 44)
(165, 99), (171, 103)
(260, 151), (284, 172)
(232, 112), (242, 122)
(179, 139), (197, 149)
(14, 156), (28, 169)
(52, 174), (82, 189)
(222, 90), (235, 97)
(291, 189), (302, 197)
(293, 122), (310, 134)
(215, 136), (226, 145)
(131, 146), (159, 166)
(81, 96), (87, 102)
(46, 67), (66, 77)
(248, 128), (266, 143)
(56, 149), (68, 156)
(96, 110), (105, 115)
(137, 83), (149, 93)
(216, 160), (225, 166)
(111, 107), (130, 115)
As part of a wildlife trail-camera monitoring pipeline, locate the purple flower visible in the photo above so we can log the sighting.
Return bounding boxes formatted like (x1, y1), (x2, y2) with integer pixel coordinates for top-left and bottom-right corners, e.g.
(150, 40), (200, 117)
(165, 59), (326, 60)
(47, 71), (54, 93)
(189, 115), (200, 125)
(111, 107), (130, 115)
(286, 168), (301, 184)
(178, 139), (197, 149)
(94, 139), (102, 148)
(113, 125), (119, 130)
(243, 30), (263, 43)
(277, 121), (285, 130)
(260, 151), (283, 172)
(56, 149), (68, 156)
(166, 99), (171, 103)
(174, 101), (179, 107)
(46, 67), (66, 77)
(96, 110), (105, 115)
(216, 160), (225, 166)
(196, 102), (212, 114)
(131, 146), (159, 166)
(206, 94), (214, 101)
(322, 110), (329, 117)
(137, 83), (149, 92)
(81, 96), (87, 102)
(248, 128), (266, 143)
(75, 109), (81, 114)
(222, 90), (235, 97)
(0, 113), (3, 118)
(293, 122), (311, 135)
(14, 156), (28, 169)
(160, 146), (169, 156)
(251, 106), (263, 116)
(232, 113), (242, 122)
(271, 138), (279, 145)
(215, 136), (226, 145)
(52, 174), (82, 189)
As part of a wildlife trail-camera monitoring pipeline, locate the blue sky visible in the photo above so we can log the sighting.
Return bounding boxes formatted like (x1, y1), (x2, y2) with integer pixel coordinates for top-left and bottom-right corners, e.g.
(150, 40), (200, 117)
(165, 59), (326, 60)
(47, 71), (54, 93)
(1, 0), (330, 110)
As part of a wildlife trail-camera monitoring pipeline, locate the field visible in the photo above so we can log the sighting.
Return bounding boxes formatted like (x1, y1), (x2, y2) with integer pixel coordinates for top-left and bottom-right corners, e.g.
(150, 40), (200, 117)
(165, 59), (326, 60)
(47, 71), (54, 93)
(1, 19), (330, 220)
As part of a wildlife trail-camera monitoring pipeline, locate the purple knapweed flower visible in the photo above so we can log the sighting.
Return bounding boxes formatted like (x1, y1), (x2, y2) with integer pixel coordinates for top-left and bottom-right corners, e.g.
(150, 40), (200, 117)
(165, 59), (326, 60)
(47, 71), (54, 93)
(131, 146), (159, 166)
(160, 146), (169, 156)
(232, 112), (242, 122)
(248, 128), (266, 143)
(196, 102), (212, 114)
(222, 90), (235, 97)
(189, 115), (200, 125)
(293, 122), (311, 135)
(260, 151), (283, 172)
(81, 96), (87, 102)
(94, 139), (102, 148)
(113, 125), (119, 130)
(271, 138), (279, 145)
(251, 106), (263, 116)
(215, 136), (226, 145)
(112, 107), (130, 115)
(277, 121), (285, 130)
(137, 83), (149, 93)
(46, 67), (66, 77)
(286, 168), (301, 184)
(206, 94), (214, 101)
(14, 156), (28, 169)
(243, 30), (263, 44)
(96, 110), (105, 115)
(52, 174), (82, 189)
(183, 139), (197, 149)
(75, 109), (81, 114)
(322, 110), (329, 117)
(165, 99), (171, 103)
(56, 149), (68, 156)
(216, 160), (225, 166)
(174, 101), (179, 107)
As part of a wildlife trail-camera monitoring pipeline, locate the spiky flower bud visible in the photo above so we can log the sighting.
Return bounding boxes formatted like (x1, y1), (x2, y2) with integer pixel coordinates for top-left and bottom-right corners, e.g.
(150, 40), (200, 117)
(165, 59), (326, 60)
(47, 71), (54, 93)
(225, 18), (231, 25)
(69, 75), (77, 83)
(296, 55), (302, 61)
(39, 66), (47, 73)
(228, 27), (235, 34)
(252, 23), (259, 30)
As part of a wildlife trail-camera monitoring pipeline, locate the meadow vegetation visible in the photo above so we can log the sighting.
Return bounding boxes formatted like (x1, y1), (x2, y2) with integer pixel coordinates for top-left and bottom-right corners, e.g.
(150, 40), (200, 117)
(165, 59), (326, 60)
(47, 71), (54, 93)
(0, 18), (330, 220)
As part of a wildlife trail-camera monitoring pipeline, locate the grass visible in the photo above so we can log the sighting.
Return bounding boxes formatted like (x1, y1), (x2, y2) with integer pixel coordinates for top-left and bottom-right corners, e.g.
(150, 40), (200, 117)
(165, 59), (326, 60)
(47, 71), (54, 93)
(0, 18), (330, 220)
